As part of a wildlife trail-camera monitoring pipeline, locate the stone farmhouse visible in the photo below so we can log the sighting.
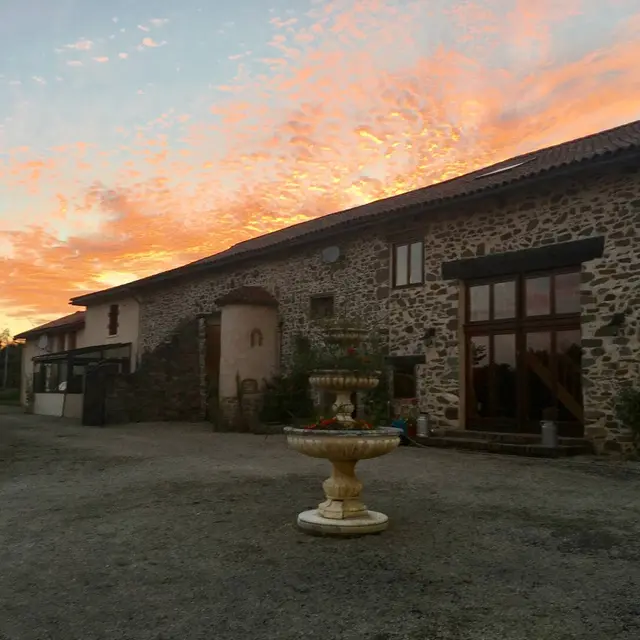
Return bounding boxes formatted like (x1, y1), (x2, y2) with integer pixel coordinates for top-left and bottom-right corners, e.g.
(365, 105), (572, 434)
(16, 119), (640, 451)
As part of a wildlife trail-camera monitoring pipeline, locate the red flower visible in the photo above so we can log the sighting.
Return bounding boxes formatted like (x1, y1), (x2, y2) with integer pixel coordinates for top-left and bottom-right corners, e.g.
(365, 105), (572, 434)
(347, 347), (356, 355)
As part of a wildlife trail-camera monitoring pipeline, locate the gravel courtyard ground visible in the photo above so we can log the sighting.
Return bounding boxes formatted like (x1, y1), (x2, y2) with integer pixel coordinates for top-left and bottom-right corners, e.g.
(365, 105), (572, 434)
(1, 410), (640, 640)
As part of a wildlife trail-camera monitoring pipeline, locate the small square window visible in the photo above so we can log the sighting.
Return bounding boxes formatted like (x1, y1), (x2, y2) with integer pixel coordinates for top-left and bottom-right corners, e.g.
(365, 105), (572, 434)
(393, 361), (417, 399)
(310, 295), (334, 320)
(393, 241), (423, 287)
(108, 304), (119, 336)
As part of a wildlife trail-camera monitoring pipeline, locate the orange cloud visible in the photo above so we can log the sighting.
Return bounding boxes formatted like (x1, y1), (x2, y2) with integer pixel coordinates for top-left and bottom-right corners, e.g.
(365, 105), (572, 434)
(141, 37), (165, 48)
(1, 0), (640, 335)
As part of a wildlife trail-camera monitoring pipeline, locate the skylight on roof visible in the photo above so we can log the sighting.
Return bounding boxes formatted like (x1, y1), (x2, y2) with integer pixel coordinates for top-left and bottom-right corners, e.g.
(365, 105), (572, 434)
(474, 158), (533, 179)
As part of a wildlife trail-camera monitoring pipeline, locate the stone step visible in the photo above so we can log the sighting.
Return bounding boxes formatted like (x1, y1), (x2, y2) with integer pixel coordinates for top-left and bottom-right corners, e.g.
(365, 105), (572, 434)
(436, 429), (589, 447)
(414, 436), (591, 458)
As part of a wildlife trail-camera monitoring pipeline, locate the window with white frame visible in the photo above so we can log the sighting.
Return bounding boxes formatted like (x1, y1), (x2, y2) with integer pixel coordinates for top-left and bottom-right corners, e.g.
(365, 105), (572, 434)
(393, 241), (423, 287)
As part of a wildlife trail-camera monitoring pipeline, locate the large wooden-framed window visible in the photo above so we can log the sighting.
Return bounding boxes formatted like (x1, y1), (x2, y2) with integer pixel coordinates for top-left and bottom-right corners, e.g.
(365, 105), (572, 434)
(393, 241), (423, 288)
(465, 267), (583, 436)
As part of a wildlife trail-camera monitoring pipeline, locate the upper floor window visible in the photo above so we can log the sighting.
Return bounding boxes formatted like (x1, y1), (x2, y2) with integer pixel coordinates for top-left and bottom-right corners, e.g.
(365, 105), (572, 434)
(108, 304), (119, 336)
(67, 331), (77, 351)
(393, 241), (423, 287)
(310, 295), (334, 320)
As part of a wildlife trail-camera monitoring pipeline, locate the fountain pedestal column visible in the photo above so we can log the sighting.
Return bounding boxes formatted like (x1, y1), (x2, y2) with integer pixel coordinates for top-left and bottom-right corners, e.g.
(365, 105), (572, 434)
(284, 427), (401, 536)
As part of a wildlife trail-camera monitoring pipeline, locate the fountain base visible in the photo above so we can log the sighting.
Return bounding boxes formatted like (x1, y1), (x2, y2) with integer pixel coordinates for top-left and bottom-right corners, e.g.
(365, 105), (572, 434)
(297, 509), (389, 536)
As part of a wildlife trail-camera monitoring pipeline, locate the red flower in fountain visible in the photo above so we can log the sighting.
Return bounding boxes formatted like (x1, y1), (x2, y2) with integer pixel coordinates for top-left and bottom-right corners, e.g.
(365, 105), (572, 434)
(305, 417), (373, 431)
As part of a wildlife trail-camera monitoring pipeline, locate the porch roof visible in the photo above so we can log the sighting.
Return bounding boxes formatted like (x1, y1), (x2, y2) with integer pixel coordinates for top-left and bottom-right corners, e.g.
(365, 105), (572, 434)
(32, 342), (131, 363)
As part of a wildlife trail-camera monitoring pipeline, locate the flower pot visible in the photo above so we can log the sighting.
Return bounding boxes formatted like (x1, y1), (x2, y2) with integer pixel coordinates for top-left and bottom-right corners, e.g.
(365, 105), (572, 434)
(284, 426), (401, 535)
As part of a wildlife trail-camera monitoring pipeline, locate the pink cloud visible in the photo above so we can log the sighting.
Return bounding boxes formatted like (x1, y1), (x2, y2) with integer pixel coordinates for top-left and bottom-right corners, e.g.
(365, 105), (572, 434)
(64, 38), (93, 51)
(141, 37), (166, 48)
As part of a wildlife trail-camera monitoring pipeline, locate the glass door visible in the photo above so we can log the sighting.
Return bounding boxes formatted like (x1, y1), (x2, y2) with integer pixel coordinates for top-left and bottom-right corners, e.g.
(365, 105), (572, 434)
(465, 268), (583, 436)
(523, 327), (582, 436)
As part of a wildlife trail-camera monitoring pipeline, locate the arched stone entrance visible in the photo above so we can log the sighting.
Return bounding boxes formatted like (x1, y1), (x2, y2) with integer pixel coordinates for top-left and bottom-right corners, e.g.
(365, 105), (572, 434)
(216, 286), (279, 430)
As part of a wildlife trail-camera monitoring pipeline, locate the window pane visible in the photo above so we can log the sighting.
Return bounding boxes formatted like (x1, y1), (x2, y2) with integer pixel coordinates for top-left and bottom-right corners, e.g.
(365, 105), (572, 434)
(493, 281), (516, 319)
(409, 242), (423, 284)
(555, 271), (581, 314)
(394, 245), (408, 286)
(494, 333), (517, 418)
(556, 329), (582, 422)
(469, 285), (490, 321)
(525, 276), (551, 316)
(525, 331), (554, 421)
(393, 363), (416, 399)
(469, 336), (490, 417)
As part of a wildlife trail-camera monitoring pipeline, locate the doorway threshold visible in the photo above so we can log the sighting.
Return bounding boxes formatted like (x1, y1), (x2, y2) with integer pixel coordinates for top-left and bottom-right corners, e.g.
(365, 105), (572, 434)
(414, 428), (591, 457)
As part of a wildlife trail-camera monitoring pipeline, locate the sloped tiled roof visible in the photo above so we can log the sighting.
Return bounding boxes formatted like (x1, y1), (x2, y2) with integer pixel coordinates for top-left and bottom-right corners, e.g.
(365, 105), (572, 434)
(14, 311), (85, 340)
(71, 118), (640, 306)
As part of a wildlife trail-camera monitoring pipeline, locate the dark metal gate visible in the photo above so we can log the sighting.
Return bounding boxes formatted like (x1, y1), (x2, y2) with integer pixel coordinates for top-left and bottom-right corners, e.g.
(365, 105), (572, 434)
(82, 362), (123, 426)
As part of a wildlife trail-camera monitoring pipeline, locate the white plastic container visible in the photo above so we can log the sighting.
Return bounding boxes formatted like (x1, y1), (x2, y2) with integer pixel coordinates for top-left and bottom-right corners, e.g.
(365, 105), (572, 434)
(417, 414), (429, 438)
(541, 420), (558, 447)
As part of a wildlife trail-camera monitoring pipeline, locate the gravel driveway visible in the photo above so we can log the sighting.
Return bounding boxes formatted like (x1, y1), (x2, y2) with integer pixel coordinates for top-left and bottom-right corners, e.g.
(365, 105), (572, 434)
(1, 411), (639, 640)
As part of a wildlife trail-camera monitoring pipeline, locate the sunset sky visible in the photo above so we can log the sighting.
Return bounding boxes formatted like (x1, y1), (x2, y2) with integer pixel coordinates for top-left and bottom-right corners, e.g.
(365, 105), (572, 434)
(1, 0), (639, 336)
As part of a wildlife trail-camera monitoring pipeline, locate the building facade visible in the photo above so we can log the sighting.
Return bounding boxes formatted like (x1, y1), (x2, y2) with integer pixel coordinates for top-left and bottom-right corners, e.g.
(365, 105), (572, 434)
(21, 120), (640, 449)
(15, 298), (140, 419)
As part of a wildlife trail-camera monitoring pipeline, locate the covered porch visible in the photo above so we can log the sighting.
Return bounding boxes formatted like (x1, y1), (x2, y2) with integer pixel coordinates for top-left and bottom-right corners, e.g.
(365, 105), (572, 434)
(32, 343), (132, 419)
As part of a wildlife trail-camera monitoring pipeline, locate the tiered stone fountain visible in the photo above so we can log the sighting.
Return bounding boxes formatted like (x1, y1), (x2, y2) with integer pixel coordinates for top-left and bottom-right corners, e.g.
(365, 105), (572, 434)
(284, 326), (401, 536)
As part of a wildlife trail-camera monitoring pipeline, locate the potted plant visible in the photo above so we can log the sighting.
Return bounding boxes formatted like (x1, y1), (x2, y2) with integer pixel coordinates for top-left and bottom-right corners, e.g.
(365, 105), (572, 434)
(284, 322), (401, 536)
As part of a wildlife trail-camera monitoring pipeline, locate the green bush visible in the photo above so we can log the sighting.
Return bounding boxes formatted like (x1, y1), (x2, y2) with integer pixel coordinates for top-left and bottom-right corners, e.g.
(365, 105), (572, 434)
(615, 385), (640, 443)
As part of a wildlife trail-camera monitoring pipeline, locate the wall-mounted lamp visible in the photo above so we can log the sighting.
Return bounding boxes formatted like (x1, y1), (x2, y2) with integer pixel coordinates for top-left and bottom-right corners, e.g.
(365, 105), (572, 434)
(423, 327), (436, 347)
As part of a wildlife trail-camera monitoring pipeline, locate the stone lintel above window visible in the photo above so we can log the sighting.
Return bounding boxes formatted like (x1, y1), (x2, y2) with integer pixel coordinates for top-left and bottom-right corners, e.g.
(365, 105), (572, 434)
(441, 236), (605, 281)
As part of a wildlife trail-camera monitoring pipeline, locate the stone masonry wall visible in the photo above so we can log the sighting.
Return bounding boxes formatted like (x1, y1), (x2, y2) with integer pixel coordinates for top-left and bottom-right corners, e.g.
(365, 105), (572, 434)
(137, 163), (640, 443)
(385, 164), (640, 445)
(140, 236), (391, 355)
(119, 318), (203, 422)
(138, 235), (392, 421)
